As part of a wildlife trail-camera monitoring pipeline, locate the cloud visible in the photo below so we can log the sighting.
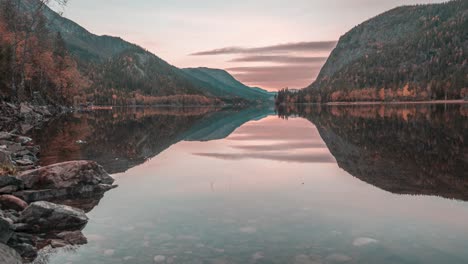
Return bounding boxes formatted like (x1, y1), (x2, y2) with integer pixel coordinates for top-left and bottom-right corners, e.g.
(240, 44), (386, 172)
(229, 55), (328, 64)
(189, 40), (336, 90)
(191, 41), (337, 56)
(231, 142), (327, 151)
(226, 65), (322, 89)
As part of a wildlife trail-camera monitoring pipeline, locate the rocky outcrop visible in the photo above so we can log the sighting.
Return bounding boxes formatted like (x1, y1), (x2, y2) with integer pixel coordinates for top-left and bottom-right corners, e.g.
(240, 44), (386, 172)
(55, 231), (87, 245)
(18, 201), (89, 233)
(14, 161), (116, 208)
(0, 132), (40, 171)
(0, 101), (118, 262)
(18, 161), (114, 190)
(0, 101), (61, 135)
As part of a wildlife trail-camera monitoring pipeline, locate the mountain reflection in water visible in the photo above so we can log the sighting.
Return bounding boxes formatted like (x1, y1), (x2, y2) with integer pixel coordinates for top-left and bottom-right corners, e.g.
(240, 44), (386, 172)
(32, 104), (467, 201)
(30, 107), (273, 174)
(277, 103), (468, 201)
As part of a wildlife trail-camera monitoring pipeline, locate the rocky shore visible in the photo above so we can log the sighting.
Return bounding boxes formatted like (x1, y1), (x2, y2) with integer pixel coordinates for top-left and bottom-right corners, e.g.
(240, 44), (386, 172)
(0, 102), (117, 263)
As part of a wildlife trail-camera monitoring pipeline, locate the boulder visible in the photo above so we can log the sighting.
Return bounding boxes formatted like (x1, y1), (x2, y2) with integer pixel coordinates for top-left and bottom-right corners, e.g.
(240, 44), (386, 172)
(50, 239), (68, 248)
(19, 201), (88, 233)
(0, 195), (28, 211)
(56, 230), (87, 245)
(0, 242), (22, 264)
(0, 175), (24, 194)
(18, 160), (115, 190)
(0, 216), (14, 244)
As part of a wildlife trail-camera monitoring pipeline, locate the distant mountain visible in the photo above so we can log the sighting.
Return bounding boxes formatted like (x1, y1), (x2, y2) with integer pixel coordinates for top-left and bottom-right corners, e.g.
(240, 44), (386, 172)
(17, 0), (270, 105)
(182, 67), (274, 102)
(277, 0), (467, 104)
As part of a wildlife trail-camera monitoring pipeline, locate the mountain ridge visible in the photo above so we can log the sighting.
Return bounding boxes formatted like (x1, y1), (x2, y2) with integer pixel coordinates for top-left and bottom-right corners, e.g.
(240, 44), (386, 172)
(8, 0), (271, 105)
(182, 67), (274, 102)
(277, 0), (467, 104)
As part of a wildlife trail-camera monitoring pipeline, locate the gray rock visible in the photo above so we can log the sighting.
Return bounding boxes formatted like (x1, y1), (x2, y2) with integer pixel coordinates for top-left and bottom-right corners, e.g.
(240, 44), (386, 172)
(0, 150), (13, 167)
(14, 183), (116, 206)
(56, 230), (87, 245)
(15, 136), (32, 145)
(0, 242), (22, 264)
(0, 132), (13, 140)
(50, 239), (68, 248)
(0, 185), (21, 194)
(0, 216), (14, 244)
(18, 160), (115, 190)
(0, 195), (28, 211)
(6, 143), (24, 153)
(8, 242), (37, 260)
(20, 103), (34, 114)
(0, 176), (24, 194)
(15, 159), (34, 166)
(8, 232), (35, 246)
(19, 201), (89, 233)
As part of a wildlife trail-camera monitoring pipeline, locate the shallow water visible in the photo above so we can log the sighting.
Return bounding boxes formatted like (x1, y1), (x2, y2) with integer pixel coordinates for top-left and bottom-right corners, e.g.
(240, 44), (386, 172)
(31, 104), (468, 264)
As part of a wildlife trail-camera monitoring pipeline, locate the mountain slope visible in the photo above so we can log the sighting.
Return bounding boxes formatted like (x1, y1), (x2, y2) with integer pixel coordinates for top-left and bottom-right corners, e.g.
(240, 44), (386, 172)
(18, 0), (269, 105)
(182, 67), (274, 102)
(278, 0), (467, 104)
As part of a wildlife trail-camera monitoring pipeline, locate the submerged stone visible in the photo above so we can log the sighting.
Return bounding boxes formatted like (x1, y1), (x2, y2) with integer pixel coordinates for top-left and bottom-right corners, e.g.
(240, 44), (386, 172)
(353, 237), (379, 247)
(154, 255), (166, 263)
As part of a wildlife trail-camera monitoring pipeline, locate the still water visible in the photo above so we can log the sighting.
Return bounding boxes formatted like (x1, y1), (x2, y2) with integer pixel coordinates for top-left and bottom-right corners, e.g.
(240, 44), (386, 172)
(30, 104), (468, 264)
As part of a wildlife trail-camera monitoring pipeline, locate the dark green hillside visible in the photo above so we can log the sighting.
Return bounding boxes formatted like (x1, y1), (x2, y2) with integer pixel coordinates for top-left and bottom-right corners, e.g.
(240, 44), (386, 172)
(277, 0), (468, 104)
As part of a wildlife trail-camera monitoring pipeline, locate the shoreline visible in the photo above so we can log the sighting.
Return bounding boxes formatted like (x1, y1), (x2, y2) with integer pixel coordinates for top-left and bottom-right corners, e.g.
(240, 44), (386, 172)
(0, 101), (117, 262)
(278, 100), (468, 106)
(325, 99), (467, 106)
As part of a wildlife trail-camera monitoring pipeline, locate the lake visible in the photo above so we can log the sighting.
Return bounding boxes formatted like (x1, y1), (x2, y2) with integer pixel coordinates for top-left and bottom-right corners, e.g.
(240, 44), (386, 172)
(30, 104), (468, 264)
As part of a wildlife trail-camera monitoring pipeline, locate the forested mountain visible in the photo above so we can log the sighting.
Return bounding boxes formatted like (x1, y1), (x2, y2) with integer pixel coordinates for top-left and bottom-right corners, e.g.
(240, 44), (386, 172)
(277, 0), (467, 104)
(0, 0), (87, 105)
(0, 0), (269, 106)
(183, 67), (274, 102)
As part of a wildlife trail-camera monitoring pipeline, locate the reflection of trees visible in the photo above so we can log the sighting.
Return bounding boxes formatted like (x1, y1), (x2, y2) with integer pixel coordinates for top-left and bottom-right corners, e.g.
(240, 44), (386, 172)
(279, 104), (468, 201)
(31, 107), (273, 174)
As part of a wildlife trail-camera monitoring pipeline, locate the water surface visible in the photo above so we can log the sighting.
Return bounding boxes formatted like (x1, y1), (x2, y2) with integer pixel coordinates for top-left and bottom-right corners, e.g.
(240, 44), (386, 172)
(31, 104), (468, 264)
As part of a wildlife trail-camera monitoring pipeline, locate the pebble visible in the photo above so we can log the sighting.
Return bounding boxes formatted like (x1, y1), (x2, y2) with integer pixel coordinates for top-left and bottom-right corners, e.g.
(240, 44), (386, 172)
(103, 249), (115, 256)
(326, 253), (352, 262)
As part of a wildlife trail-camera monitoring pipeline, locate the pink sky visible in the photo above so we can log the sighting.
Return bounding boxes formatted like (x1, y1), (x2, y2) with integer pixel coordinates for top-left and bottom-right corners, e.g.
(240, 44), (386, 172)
(55, 0), (445, 91)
